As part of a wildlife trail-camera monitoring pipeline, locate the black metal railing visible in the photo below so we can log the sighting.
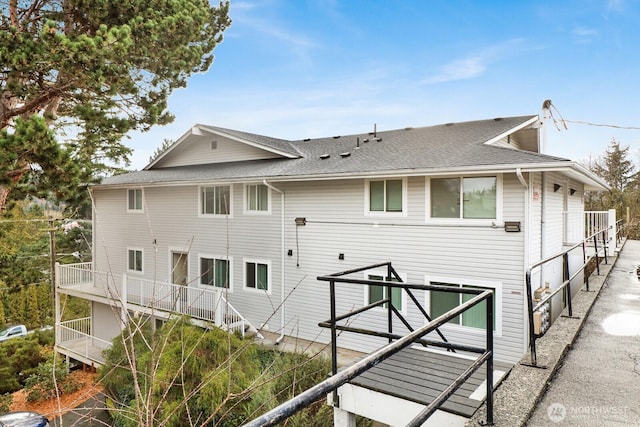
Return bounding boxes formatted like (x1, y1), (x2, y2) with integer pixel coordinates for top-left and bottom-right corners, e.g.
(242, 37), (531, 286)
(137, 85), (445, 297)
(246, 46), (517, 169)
(524, 224), (615, 367)
(243, 263), (496, 426)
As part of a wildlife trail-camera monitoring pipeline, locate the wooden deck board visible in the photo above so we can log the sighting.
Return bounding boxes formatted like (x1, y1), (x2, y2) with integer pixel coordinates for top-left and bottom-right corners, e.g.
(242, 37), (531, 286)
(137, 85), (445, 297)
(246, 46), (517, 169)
(349, 347), (512, 418)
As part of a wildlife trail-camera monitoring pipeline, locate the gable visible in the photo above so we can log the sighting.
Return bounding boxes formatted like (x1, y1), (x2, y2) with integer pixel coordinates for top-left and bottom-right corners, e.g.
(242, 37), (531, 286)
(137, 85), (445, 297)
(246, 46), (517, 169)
(152, 133), (283, 168)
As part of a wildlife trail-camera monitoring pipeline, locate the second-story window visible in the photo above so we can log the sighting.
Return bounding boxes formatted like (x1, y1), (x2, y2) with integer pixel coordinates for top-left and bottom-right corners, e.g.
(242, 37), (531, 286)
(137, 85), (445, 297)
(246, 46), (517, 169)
(127, 189), (143, 212)
(366, 178), (406, 214)
(430, 176), (497, 219)
(245, 184), (269, 213)
(201, 185), (231, 216)
(128, 249), (143, 273)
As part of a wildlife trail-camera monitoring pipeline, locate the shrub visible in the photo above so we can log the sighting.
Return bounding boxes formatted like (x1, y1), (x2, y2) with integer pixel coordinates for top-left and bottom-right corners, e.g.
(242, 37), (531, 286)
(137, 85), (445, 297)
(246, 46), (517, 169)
(0, 393), (12, 413)
(24, 353), (81, 402)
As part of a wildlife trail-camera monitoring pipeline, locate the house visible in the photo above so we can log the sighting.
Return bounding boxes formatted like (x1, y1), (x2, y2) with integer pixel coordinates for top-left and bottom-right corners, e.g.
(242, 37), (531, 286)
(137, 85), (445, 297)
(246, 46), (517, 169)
(54, 114), (609, 423)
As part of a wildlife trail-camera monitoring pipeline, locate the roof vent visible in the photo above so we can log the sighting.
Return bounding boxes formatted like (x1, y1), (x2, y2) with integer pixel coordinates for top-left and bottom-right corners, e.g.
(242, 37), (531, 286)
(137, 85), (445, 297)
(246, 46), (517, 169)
(340, 152), (351, 158)
(375, 137), (382, 142)
(303, 138), (311, 141)
(320, 154), (330, 159)
(494, 117), (503, 121)
(333, 135), (341, 139)
(445, 123), (454, 126)
(404, 127), (413, 130)
(363, 138), (369, 143)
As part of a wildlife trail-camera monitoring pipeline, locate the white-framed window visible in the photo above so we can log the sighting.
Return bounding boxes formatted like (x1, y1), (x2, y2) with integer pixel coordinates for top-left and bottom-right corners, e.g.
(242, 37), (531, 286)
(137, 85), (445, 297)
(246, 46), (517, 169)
(200, 185), (232, 216)
(365, 178), (407, 216)
(425, 276), (502, 335)
(244, 183), (270, 214)
(365, 271), (407, 314)
(244, 258), (271, 293)
(127, 188), (143, 212)
(199, 255), (232, 290)
(127, 248), (143, 273)
(427, 175), (502, 222)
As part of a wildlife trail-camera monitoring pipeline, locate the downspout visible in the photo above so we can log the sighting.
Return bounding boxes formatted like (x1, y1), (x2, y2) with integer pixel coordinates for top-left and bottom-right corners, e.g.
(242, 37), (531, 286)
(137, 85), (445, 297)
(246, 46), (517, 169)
(263, 180), (286, 344)
(516, 168), (530, 354)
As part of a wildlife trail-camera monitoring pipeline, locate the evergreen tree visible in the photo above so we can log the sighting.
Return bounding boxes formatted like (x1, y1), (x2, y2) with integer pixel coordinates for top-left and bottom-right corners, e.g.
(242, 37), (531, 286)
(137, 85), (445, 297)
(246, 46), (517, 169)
(25, 285), (40, 329)
(0, 1), (231, 212)
(586, 139), (635, 215)
(0, 289), (6, 328)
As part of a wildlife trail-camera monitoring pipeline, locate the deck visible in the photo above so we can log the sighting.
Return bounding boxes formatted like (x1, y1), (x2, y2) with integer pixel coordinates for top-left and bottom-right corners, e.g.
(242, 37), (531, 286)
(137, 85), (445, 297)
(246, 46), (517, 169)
(347, 347), (512, 419)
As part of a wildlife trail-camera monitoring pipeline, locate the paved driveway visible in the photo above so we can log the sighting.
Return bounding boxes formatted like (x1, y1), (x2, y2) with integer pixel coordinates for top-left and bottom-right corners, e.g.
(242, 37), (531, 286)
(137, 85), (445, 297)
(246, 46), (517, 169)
(527, 240), (640, 426)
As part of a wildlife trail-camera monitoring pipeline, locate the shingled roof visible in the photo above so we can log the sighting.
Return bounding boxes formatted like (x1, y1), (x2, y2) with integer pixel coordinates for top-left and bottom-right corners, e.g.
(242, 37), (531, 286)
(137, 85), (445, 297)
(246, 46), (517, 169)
(100, 115), (604, 189)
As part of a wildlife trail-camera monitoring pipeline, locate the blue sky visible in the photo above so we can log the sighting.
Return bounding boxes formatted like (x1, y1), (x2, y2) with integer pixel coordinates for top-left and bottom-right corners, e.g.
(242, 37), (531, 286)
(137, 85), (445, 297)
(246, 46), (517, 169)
(127, 0), (640, 170)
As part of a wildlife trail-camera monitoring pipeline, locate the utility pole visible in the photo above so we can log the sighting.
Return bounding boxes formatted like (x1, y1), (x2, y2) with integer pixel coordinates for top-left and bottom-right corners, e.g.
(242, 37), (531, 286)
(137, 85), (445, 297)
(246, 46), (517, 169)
(48, 217), (56, 310)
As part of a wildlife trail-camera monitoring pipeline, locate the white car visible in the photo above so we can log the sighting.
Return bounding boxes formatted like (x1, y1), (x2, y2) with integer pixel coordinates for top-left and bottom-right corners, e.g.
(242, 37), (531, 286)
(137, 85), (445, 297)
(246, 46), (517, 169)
(0, 325), (27, 342)
(0, 412), (49, 427)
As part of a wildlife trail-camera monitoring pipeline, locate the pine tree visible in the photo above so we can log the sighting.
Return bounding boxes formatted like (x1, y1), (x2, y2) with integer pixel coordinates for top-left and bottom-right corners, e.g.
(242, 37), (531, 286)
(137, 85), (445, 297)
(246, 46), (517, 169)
(25, 285), (40, 329)
(0, 1), (231, 212)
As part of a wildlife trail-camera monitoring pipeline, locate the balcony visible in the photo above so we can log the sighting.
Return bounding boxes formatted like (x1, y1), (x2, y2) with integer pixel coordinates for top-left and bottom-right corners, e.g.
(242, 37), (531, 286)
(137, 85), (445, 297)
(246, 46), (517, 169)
(55, 263), (260, 366)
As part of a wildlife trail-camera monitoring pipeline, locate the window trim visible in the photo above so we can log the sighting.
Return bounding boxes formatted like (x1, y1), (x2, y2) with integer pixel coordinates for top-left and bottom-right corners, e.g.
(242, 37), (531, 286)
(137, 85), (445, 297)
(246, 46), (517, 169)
(243, 183), (271, 215)
(364, 270), (408, 315)
(198, 184), (233, 218)
(127, 248), (144, 274)
(425, 174), (503, 224)
(198, 254), (233, 292)
(243, 258), (271, 295)
(127, 188), (144, 213)
(424, 275), (502, 337)
(364, 177), (408, 217)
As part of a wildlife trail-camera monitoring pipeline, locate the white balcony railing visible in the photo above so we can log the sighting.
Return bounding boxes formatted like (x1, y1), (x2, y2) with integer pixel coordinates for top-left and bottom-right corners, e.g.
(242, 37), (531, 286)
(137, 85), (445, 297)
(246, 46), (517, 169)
(56, 317), (112, 365)
(57, 264), (255, 342)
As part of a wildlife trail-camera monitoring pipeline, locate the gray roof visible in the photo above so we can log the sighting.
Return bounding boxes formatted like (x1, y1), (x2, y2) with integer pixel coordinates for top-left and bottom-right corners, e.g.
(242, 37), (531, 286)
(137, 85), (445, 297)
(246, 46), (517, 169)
(102, 115), (573, 186)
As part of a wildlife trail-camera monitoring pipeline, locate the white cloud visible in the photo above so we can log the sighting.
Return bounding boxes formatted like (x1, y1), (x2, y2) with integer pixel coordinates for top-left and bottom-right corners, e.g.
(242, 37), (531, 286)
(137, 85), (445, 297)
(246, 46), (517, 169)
(421, 39), (525, 85)
(421, 57), (486, 84)
(573, 26), (599, 43)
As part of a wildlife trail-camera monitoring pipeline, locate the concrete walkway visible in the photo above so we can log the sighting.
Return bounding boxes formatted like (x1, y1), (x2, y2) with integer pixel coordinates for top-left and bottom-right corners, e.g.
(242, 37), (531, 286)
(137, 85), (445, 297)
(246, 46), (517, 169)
(527, 240), (640, 426)
(469, 239), (639, 426)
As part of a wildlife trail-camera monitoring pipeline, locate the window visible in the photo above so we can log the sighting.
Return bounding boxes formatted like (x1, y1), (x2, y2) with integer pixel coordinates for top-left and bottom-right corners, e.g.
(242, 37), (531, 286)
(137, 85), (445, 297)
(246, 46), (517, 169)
(429, 176), (498, 219)
(428, 281), (498, 330)
(128, 249), (143, 273)
(201, 185), (231, 215)
(366, 178), (406, 214)
(200, 257), (230, 289)
(245, 260), (270, 292)
(245, 184), (269, 213)
(368, 274), (403, 311)
(127, 189), (143, 212)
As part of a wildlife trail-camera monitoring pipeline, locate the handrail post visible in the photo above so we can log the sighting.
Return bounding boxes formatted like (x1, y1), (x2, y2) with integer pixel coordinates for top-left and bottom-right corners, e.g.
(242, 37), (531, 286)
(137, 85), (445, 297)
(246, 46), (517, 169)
(582, 241), (590, 292)
(593, 234), (601, 275)
(386, 263), (393, 344)
(485, 292), (494, 426)
(524, 269), (538, 366)
(602, 229), (609, 264)
(563, 253), (573, 317)
(329, 278), (339, 407)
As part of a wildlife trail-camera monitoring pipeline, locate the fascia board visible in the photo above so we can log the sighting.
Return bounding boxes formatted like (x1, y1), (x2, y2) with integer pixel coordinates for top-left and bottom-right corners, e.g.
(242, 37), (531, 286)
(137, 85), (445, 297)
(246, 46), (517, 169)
(483, 116), (540, 147)
(198, 125), (300, 159)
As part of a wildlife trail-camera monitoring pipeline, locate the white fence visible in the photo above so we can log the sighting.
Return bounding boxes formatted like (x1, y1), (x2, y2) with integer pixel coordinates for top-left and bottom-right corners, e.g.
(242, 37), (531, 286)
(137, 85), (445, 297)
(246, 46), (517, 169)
(564, 209), (617, 254)
(57, 264), (251, 338)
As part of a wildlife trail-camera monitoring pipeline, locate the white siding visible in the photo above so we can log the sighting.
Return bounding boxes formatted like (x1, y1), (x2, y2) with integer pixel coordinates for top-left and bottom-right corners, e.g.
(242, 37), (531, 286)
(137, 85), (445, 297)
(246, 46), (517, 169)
(279, 174), (526, 363)
(91, 172), (539, 363)
(154, 134), (281, 168)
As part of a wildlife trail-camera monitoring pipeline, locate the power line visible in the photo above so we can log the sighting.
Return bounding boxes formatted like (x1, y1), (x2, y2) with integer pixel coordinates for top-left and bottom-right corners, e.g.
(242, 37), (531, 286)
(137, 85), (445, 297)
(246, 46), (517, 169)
(543, 100), (640, 131)
(562, 120), (640, 131)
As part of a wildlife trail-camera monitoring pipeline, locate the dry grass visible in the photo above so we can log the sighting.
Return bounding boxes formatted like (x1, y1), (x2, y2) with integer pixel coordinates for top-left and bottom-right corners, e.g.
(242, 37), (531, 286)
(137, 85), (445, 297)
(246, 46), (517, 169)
(9, 371), (103, 421)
